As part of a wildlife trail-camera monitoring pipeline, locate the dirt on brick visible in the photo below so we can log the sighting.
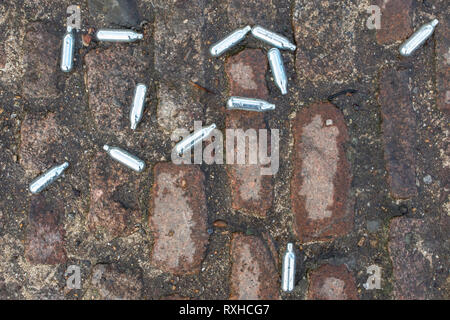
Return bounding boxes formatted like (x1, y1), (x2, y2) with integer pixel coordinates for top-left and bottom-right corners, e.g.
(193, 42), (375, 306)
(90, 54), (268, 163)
(0, 0), (448, 300)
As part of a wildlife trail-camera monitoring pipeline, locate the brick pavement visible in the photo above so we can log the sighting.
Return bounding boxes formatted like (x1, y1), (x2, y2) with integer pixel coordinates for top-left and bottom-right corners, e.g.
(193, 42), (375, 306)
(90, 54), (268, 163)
(0, 0), (448, 300)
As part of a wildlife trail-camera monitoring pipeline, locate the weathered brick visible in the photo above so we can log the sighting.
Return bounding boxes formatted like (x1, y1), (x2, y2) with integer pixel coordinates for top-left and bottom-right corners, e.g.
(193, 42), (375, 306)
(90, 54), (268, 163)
(293, 0), (358, 85)
(230, 233), (279, 300)
(88, 0), (142, 28)
(19, 113), (62, 174)
(435, 8), (450, 115)
(150, 163), (209, 275)
(379, 68), (417, 199)
(291, 102), (353, 242)
(25, 195), (67, 265)
(308, 264), (358, 300)
(225, 49), (268, 99)
(226, 0), (279, 29)
(154, 0), (207, 137)
(225, 48), (273, 217)
(89, 264), (143, 300)
(375, 0), (413, 45)
(22, 22), (60, 100)
(88, 152), (142, 239)
(85, 45), (148, 138)
(226, 112), (274, 217)
(0, 2), (24, 88)
(154, 0), (206, 84)
(157, 83), (204, 135)
(388, 218), (433, 300)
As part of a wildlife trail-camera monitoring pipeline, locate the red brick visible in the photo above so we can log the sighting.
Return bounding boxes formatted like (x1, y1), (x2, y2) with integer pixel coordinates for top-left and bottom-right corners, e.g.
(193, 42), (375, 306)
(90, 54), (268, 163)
(375, 0), (413, 45)
(293, 1), (358, 84)
(85, 45), (148, 138)
(149, 163), (209, 275)
(88, 152), (142, 239)
(225, 49), (268, 99)
(22, 22), (60, 99)
(225, 48), (274, 217)
(90, 264), (143, 300)
(226, 112), (273, 217)
(230, 233), (279, 300)
(435, 9), (450, 115)
(19, 113), (61, 174)
(25, 195), (67, 265)
(379, 68), (417, 199)
(291, 102), (353, 243)
(308, 264), (358, 300)
(388, 218), (433, 300)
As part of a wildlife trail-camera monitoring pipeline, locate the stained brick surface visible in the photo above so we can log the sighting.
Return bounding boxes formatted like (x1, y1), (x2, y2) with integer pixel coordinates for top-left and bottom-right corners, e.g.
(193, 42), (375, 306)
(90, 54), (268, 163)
(85, 45), (149, 137)
(25, 195), (67, 265)
(88, 152), (142, 239)
(293, 0), (358, 85)
(225, 48), (274, 217)
(308, 264), (358, 300)
(291, 102), (353, 242)
(379, 68), (417, 199)
(22, 22), (60, 100)
(230, 233), (279, 300)
(389, 218), (433, 300)
(375, 0), (413, 45)
(0, 0), (448, 301)
(225, 49), (268, 99)
(150, 163), (209, 275)
(88, 264), (144, 300)
(435, 8), (450, 115)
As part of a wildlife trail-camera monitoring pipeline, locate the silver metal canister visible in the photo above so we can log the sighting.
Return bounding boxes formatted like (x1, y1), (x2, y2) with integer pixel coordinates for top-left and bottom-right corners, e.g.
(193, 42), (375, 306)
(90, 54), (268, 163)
(29, 162), (69, 194)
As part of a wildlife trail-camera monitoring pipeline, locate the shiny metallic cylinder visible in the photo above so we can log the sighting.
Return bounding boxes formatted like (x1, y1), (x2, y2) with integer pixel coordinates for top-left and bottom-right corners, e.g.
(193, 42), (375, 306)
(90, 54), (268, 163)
(29, 162), (69, 194)
(226, 96), (275, 112)
(103, 145), (145, 172)
(268, 48), (288, 95)
(96, 29), (143, 42)
(399, 19), (439, 57)
(174, 124), (216, 156)
(251, 25), (296, 51)
(61, 26), (75, 72)
(130, 83), (147, 130)
(281, 243), (296, 292)
(210, 25), (252, 57)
